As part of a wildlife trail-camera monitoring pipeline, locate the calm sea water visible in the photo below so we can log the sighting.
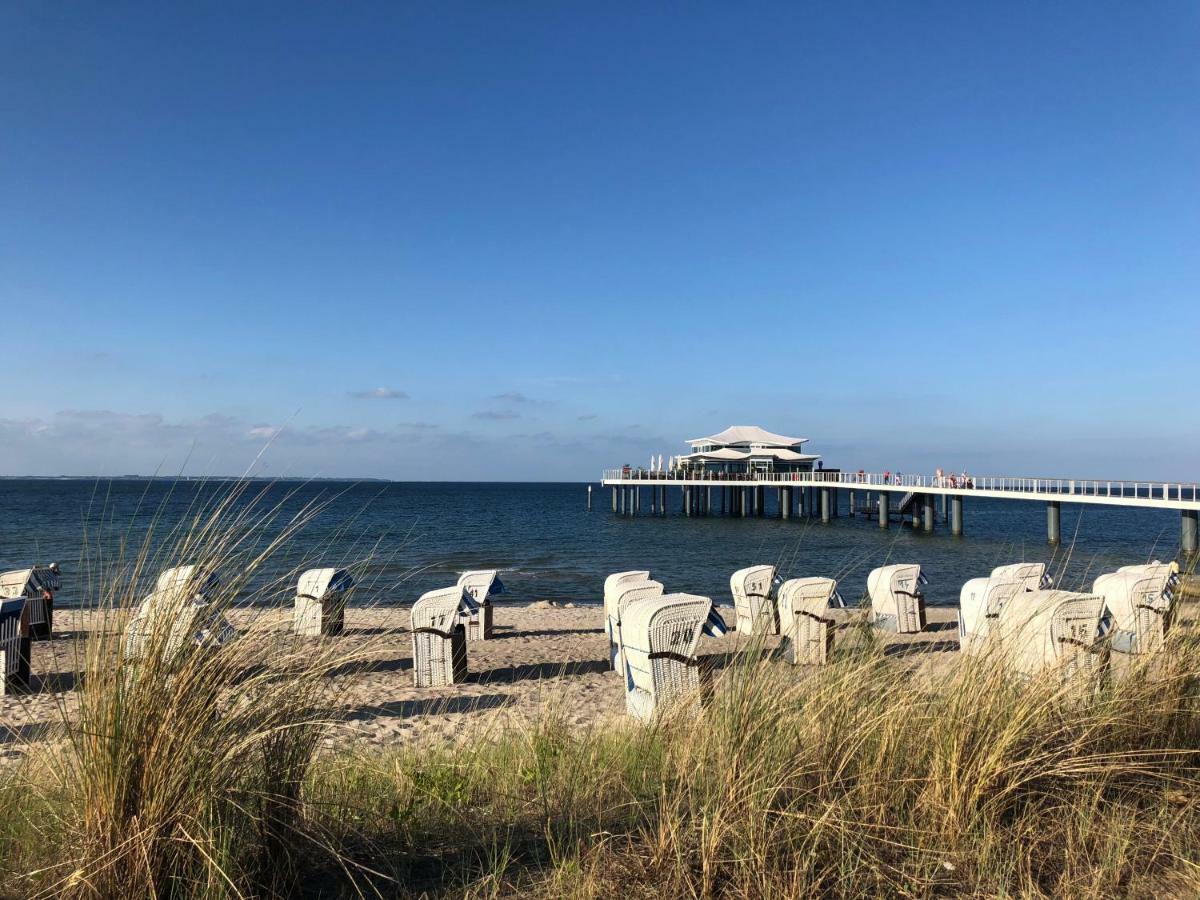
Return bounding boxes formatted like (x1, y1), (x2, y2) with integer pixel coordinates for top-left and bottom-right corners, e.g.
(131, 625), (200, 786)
(0, 479), (1185, 609)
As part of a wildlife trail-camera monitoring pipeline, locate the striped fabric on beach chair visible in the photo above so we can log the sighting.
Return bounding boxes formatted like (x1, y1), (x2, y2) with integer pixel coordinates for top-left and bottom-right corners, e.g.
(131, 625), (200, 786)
(294, 568), (355, 637)
(777, 577), (843, 665)
(411, 587), (477, 687)
(867, 564), (927, 634)
(992, 589), (1107, 686)
(1093, 561), (1179, 662)
(958, 563), (1050, 654)
(608, 580), (665, 673)
(620, 593), (726, 722)
(457, 570), (505, 641)
(0, 599), (30, 694)
(730, 565), (779, 636)
(0, 564), (61, 640)
(123, 566), (236, 663)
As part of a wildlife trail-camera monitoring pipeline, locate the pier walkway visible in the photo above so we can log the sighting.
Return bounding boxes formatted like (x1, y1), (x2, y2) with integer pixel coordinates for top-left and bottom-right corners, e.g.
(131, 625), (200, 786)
(599, 470), (1200, 552)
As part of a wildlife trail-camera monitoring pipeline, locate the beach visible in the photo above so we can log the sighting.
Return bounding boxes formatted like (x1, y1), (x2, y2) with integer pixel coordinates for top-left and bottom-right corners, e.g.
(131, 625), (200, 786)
(1, 602), (962, 756)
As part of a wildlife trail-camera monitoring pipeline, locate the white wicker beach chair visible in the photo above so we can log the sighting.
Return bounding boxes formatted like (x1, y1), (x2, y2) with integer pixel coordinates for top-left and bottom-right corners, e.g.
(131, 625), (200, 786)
(294, 568), (355, 637)
(992, 589), (1107, 684)
(777, 577), (843, 665)
(620, 593), (726, 722)
(730, 565), (779, 636)
(867, 564), (927, 634)
(608, 580), (665, 673)
(1093, 561), (1179, 659)
(457, 570), (505, 641)
(958, 563), (1050, 654)
(0, 564), (61, 641)
(0, 599), (29, 694)
(411, 587), (477, 687)
(603, 570), (651, 656)
(123, 566), (236, 662)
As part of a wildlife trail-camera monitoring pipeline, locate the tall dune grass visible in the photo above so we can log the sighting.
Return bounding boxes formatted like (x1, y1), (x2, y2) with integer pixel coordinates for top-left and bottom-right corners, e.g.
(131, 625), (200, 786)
(0, 484), (1198, 897)
(305, 622), (1200, 898)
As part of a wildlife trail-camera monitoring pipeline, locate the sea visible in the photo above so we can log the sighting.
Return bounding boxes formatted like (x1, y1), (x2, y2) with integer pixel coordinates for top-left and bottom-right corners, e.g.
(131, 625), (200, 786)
(0, 479), (1186, 609)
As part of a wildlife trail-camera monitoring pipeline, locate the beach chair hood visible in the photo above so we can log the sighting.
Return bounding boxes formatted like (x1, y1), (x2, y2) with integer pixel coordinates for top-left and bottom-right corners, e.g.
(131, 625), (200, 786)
(730, 565), (778, 635)
(297, 567), (355, 600)
(0, 565), (61, 598)
(993, 589), (1106, 680)
(778, 577), (838, 632)
(867, 564), (926, 633)
(155, 565), (220, 600)
(1093, 568), (1174, 654)
(457, 570), (504, 603)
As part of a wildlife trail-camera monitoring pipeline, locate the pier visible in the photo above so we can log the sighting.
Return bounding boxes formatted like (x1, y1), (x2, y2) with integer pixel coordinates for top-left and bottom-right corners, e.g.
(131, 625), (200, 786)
(600, 469), (1200, 553)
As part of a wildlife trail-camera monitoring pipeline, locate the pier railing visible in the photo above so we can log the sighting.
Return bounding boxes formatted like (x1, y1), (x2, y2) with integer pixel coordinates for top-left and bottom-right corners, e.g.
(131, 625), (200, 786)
(601, 469), (1200, 503)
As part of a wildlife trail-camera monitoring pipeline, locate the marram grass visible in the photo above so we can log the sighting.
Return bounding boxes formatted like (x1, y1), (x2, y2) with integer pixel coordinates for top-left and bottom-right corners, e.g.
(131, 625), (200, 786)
(0, 487), (1198, 898)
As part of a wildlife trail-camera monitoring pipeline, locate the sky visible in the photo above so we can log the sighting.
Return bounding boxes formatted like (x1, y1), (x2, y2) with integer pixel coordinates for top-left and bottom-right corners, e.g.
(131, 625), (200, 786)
(1, 2), (1197, 481)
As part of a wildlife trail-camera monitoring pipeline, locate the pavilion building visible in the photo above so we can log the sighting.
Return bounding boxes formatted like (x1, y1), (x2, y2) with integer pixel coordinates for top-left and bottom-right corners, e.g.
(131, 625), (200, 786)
(677, 426), (821, 476)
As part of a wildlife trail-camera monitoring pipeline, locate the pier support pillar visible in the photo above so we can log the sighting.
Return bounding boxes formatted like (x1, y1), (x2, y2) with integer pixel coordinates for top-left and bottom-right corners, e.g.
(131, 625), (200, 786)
(1047, 501), (1061, 545)
(612, 486), (617, 513)
(923, 494), (935, 532)
(821, 487), (831, 524)
(849, 489), (856, 517)
(951, 495), (964, 536)
(706, 486), (712, 516)
(1183, 510), (1198, 555)
(781, 487), (791, 520)
(684, 486), (691, 517)
(941, 494), (948, 521)
(878, 492), (890, 528)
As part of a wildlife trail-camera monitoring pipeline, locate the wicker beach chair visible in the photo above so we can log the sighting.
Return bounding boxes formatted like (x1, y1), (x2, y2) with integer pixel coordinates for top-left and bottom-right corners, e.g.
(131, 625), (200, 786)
(620, 593), (726, 722)
(457, 570), (506, 641)
(992, 589), (1107, 685)
(608, 580), (665, 673)
(867, 564), (927, 634)
(294, 568), (355, 637)
(958, 563), (1050, 654)
(1093, 561), (1179, 660)
(0, 564), (61, 640)
(777, 577), (843, 665)
(730, 565), (779, 635)
(603, 570), (651, 656)
(123, 566), (236, 662)
(411, 587), (476, 687)
(0, 599), (29, 694)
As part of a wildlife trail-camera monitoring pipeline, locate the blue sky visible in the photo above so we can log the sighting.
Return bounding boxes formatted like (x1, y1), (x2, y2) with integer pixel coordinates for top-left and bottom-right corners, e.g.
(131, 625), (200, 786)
(2, 2), (1197, 480)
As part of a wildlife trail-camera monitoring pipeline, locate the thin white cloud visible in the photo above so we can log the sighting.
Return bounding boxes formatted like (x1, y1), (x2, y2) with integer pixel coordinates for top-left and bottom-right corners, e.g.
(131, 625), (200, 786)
(349, 387), (409, 400)
(472, 410), (520, 421)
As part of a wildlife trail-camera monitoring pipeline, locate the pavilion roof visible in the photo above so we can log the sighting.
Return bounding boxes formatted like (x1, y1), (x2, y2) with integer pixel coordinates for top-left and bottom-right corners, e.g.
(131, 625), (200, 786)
(686, 425), (808, 448)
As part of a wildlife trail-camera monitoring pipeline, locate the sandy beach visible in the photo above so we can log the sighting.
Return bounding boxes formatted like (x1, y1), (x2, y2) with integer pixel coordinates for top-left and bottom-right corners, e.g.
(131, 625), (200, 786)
(0, 602), (962, 756)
